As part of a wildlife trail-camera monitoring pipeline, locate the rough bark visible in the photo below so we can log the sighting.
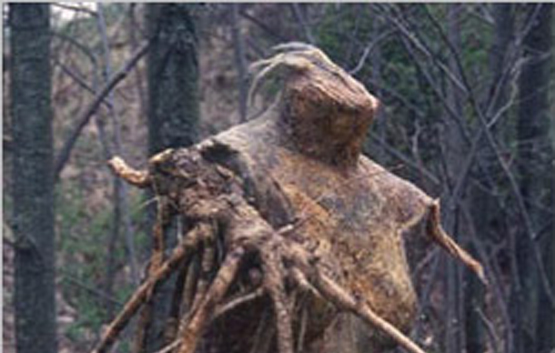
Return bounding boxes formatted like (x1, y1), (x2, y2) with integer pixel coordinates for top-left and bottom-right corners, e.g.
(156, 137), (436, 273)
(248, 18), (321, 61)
(512, 4), (553, 353)
(10, 4), (58, 353)
(146, 3), (199, 155)
(141, 4), (200, 353)
(94, 43), (484, 353)
(443, 5), (466, 353)
(532, 7), (554, 350)
(231, 3), (248, 122)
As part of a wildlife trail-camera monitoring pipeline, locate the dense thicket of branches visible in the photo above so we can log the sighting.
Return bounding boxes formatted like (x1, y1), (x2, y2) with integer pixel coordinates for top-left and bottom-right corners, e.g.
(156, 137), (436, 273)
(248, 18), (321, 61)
(2, 4), (553, 353)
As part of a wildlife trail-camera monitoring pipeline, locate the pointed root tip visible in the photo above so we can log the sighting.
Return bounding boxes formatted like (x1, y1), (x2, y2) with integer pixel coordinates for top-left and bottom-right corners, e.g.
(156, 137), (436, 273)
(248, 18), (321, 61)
(476, 265), (489, 287)
(107, 156), (151, 188)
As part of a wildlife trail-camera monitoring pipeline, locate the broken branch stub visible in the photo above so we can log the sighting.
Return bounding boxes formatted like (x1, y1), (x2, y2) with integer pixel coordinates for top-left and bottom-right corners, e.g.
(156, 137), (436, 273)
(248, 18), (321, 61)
(99, 43), (485, 353)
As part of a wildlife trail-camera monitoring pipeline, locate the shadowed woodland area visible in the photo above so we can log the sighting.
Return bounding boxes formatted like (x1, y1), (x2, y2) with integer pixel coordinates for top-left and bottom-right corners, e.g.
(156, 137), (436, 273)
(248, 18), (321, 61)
(2, 3), (554, 353)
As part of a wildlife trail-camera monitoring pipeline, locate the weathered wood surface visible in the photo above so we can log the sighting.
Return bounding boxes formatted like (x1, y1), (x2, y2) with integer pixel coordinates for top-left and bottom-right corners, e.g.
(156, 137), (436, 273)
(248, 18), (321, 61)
(94, 43), (484, 353)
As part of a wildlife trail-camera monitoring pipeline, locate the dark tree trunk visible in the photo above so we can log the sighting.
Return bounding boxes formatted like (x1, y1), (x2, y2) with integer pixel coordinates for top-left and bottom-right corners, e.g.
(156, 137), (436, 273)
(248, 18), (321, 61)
(534, 6), (555, 349)
(146, 4), (199, 155)
(443, 5), (466, 353)
(140, 4), (200, 352)
(231, 3), (248, 122)
(513, 4), (553, 353)
(10, 4), (58, 353)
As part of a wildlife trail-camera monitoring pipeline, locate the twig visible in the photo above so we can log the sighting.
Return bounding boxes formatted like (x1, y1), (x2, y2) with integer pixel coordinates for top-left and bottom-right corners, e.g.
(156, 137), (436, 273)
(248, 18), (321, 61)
(55, 59), (113, 110)
(349, 29), (393, 75)
(387, 4), (467, 95)
(368, 132), (440, 186)
(427, 200), (486, 284)
(53, 2), (97, 17)
(54, 40), (150, 182)
(213, 287), (265, 319)
(476, 304), (500, 353)
(61, 273), (123, 307)
(96, 3), (140, 287)
(51, 31), (98, 70)
(290, 4), (315, 44)
(153, 339), (181, 353)
(239, 9), (287, 43)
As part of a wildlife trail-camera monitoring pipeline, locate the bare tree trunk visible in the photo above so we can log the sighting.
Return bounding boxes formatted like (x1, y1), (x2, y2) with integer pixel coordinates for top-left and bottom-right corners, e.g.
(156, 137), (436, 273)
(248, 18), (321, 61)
(146, 4), (199, 154)
(443, 5), (466, 353)
(10, 4), (58, 353)
(139, 4), (200, 352)
(511, 4), (553, 353)
(231, 3), (248, 122)
(129, 4), (148, 122)
(534, 8), (555, 353)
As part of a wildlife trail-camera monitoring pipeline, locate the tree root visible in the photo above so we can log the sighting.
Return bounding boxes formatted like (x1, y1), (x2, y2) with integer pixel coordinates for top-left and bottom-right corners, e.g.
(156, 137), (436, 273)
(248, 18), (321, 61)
(91, 223), (205, 353)
(134, 195), (174, 353)
(426, 199), (487, 285)
(92, 152), (484, 353)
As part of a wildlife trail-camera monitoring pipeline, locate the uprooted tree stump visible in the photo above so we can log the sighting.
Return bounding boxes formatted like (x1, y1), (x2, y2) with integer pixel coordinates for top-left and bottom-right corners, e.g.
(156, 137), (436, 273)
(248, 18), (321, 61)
(92, 43), (485, 353)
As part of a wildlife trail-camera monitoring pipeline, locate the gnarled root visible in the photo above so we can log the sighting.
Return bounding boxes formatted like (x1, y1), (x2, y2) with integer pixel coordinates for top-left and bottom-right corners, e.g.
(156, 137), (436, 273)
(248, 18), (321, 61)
(91, 223), (205, 353)
(427, 199), (487, 285)
(108, 156), (151, 188)
(99, 154), (445, 353)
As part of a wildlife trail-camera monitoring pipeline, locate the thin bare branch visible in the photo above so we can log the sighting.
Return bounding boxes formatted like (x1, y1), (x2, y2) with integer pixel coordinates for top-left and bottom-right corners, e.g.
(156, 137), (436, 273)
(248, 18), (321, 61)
(349, 29), (393, 75)
(427, 200), (486, 284)
(213, 287), (265, 320)
(53, 2), (97, 17)
(54, 41), (150, 182)
(290, 4), (315, 44)
(239, 9), (287, 43)
(96, 3), (140, 289)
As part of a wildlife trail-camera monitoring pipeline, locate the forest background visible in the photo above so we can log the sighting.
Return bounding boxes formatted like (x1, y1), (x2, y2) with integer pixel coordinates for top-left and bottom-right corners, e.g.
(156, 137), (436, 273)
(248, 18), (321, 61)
(2, 3), (554, 353)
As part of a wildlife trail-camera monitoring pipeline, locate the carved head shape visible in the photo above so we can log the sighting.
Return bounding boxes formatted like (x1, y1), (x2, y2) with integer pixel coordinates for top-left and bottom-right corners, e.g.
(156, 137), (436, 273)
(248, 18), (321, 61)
(249, 43), (380, 168)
